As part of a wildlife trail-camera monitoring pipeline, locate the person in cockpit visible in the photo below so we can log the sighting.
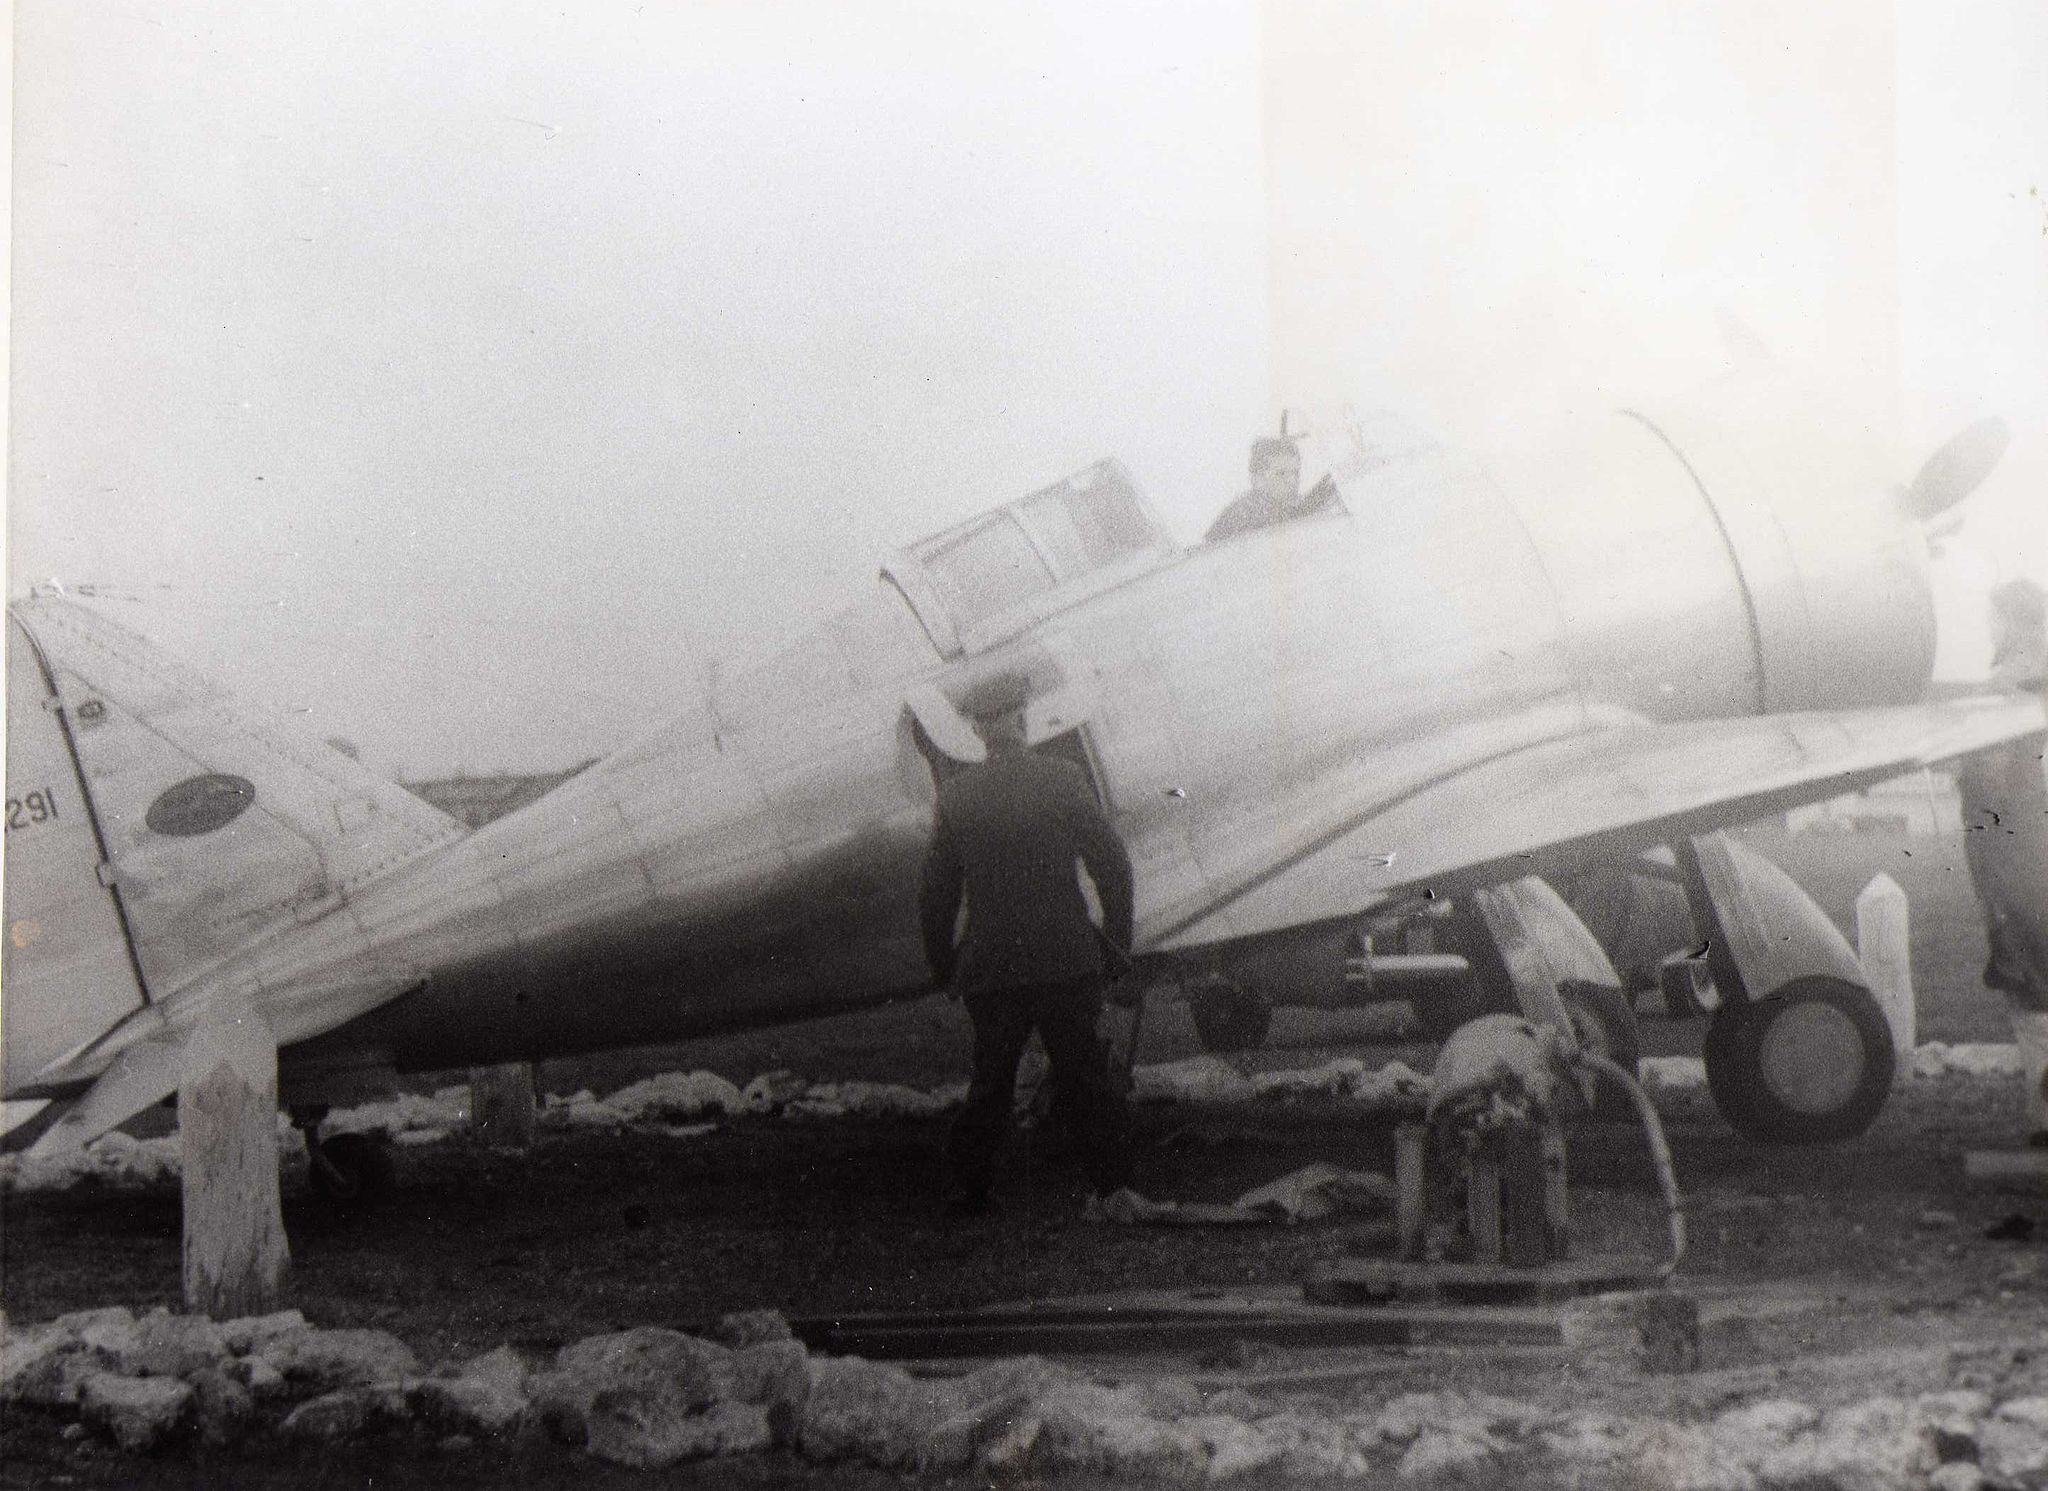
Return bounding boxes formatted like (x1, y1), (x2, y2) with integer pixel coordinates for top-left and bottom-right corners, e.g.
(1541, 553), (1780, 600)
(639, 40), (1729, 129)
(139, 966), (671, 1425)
(1202, 436), (1342, 543)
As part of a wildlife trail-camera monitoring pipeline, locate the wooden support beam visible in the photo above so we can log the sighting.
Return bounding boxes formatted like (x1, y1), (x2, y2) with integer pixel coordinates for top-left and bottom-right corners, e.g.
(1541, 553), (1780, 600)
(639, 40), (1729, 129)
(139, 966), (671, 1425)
(179, 1012), (289, 1318)
(1306, 1256), (1666, 1307)
(469, 1063), (537, 1149)
(1540, 1122), (1571, 1261)
(1501, 1124), (1552, 1267)
(1964, 1148), (2048, 1188)
(1395, 1123), (1427, 1261)
(1855, 873), (1914, 1074)
(1467, 1146), (1503, 1265)
(797, 1291), (1566, 1359)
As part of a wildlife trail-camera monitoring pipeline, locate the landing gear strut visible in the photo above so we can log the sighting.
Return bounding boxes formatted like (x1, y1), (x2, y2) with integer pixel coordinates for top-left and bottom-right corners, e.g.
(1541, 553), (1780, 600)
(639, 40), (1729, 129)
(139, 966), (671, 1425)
(291, 1108), (397, 1208)
(1557, 980), (1644, 1120)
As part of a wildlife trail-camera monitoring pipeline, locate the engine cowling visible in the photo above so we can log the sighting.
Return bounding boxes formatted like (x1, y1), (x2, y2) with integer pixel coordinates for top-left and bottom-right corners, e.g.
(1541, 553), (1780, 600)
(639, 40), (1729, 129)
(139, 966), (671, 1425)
(1625, 375), (1941, 713)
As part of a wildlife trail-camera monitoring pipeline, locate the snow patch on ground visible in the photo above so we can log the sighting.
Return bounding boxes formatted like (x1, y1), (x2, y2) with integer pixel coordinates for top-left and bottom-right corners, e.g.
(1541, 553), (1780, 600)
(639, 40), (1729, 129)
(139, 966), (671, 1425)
(1630, 1043), (2029, 1097)
(326, 1088), (471, 1138)
(1911, 1043), (2027, 1080)
(1131, 1055), (1428, 1109)
(3, 1041), (2025, 1195)
(0, 1130), (187, 1194)
(1641, 1056), (1709, 1092)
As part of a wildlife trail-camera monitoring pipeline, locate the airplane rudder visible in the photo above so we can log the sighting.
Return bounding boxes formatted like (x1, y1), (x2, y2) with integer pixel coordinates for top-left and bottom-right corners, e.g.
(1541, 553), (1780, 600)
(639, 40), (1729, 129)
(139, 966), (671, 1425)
(4, 612), (153, 1094)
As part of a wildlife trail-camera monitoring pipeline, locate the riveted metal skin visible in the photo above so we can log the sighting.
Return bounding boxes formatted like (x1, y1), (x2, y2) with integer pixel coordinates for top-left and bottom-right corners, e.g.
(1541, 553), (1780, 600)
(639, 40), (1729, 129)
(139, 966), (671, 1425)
(309, 396), (1948, 1076)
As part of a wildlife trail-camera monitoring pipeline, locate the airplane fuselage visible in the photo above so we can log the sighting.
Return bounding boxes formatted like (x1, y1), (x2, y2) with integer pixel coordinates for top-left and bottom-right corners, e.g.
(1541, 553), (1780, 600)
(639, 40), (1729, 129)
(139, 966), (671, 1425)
(261, 391), (1938, 1087)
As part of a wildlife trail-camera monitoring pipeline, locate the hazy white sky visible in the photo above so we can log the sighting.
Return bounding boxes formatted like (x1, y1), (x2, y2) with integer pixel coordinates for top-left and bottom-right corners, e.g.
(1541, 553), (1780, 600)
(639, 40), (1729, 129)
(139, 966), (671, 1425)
(1260, 1), (2046, 677)
(8, 1), (2045, 773)
(10, 0), (1271, 772)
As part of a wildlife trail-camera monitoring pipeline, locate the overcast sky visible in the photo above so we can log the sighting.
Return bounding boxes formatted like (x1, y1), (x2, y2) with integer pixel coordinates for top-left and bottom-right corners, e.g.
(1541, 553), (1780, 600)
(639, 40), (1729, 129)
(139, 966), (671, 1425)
(8, 1), (2046, 774)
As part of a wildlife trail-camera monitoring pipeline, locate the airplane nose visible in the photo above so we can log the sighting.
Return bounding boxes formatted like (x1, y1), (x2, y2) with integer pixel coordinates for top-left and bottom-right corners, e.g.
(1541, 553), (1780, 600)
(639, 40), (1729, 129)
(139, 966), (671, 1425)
(1899, 414), (2011, 522)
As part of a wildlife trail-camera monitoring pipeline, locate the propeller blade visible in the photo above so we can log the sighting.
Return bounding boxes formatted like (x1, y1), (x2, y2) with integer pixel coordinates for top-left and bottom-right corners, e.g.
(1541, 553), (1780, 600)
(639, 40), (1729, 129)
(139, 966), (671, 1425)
(1901, 415), (2011, 521)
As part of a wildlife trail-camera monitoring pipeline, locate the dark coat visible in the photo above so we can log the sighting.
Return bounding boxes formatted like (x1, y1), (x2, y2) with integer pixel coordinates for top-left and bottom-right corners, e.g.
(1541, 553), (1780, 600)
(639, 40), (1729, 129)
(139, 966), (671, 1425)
(1958, 659), (2048, 1012)
(919, 746), (1134, 995)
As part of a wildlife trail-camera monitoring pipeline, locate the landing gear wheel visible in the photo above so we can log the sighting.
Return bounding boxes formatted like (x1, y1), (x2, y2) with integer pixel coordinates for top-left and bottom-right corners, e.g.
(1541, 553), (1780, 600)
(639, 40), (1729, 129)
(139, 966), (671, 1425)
(1559, 981), (1642, 1119)
(1702, 977), (1894, 1144)
(309, 1132), (397, 1207)
(1187, 976), (1272, 1053)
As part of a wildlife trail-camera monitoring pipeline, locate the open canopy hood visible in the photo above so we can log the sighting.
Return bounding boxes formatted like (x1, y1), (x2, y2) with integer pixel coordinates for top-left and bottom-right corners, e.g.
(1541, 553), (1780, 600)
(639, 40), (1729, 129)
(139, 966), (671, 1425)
(881, 459), (1177, 658)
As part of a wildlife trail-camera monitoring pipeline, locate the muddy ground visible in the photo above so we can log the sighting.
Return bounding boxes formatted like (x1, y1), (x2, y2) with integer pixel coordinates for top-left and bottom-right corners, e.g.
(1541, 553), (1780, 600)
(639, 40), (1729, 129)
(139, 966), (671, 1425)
(3, 828), (2045, 1487)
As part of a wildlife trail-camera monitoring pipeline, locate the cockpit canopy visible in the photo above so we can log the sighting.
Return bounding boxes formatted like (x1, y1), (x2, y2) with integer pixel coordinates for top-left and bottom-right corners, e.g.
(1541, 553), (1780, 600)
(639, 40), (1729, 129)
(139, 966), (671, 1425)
(882, 459), (1175, 657)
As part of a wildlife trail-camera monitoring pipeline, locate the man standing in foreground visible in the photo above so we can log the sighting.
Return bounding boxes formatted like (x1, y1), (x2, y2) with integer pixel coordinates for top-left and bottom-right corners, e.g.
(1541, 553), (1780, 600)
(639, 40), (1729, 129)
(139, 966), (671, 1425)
(1957, 578), (2048, 1147)
(920, 672), (1136, 1215)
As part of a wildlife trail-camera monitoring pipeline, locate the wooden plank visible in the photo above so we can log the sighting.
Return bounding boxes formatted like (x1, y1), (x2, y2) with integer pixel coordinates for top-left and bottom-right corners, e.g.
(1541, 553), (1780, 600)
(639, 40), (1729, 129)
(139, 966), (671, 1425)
(801, 1315), (1413, 1358)
(1305, 1256), (1665, 1307)
(1964, 1149), (2048, 1188)
(180, 1012), (290, 1318)
(1395, 1123), (1427, 1261)
(1855, 873), (1913, 1075)
(793, 1301), (1563, 1359)
(1540, 1123), (1571, 1261)
(1468, 1148), (1503, 1265)
(1501, 1124), (1551, 1267)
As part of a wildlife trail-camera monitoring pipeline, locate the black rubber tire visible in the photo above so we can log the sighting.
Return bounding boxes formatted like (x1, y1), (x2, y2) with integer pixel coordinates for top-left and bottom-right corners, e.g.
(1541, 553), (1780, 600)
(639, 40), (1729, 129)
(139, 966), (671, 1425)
(1701, 977), (1895, 1145)
(1187, 976), (1273, 1053)
(310, 1132), (397, 1207)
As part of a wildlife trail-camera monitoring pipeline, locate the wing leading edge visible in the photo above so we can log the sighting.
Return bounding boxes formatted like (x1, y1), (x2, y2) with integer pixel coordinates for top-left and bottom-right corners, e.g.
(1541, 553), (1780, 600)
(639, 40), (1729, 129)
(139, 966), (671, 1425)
(1154, 694), (2045, 950)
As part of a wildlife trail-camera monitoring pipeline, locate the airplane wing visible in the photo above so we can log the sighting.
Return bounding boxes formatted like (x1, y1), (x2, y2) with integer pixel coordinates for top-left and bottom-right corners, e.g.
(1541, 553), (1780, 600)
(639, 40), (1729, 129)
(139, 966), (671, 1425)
(1152, 694), (2044, 949)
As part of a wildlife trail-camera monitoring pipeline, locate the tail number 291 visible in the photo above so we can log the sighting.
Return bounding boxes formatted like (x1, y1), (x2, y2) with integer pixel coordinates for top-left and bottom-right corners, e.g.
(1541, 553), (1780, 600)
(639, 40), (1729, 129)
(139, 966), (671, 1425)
(5, 789), (61, 831)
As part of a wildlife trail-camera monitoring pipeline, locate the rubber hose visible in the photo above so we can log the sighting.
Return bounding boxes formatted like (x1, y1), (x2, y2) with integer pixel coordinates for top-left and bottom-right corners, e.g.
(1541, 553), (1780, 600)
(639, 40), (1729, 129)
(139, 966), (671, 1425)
(1579, 1051), (1687, 1279)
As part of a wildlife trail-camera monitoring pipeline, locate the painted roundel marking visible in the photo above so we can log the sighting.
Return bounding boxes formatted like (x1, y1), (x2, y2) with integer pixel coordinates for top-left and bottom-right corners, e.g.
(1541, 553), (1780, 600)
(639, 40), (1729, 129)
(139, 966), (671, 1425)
(146, 774), (256, 837)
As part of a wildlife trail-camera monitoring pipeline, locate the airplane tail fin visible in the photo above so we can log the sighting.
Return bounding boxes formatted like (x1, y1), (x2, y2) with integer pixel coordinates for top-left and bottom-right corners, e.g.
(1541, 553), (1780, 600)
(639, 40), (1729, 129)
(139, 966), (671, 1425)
(4, 594), (463, 1111)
